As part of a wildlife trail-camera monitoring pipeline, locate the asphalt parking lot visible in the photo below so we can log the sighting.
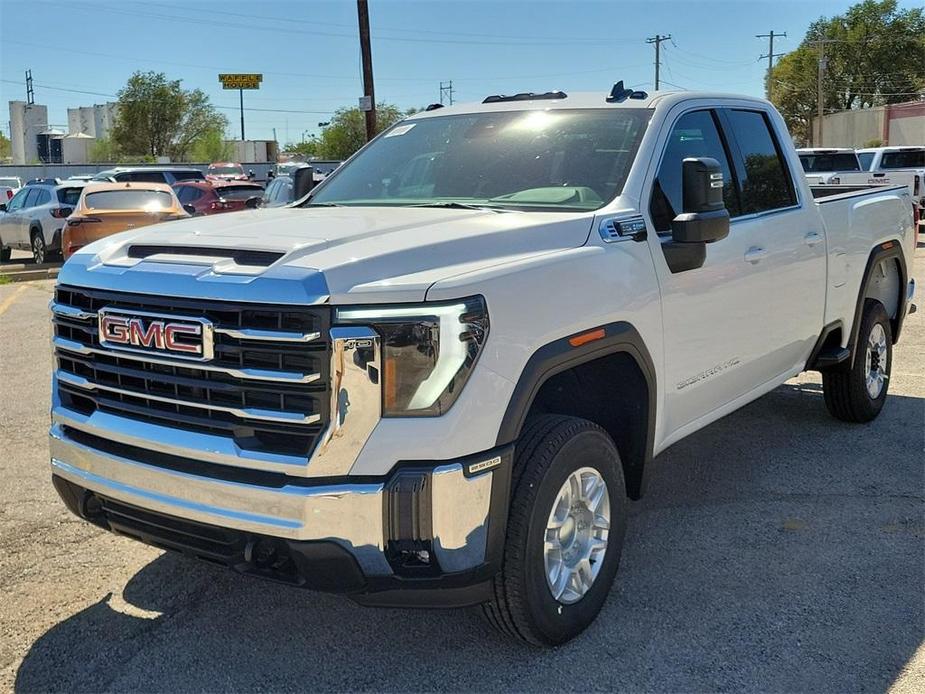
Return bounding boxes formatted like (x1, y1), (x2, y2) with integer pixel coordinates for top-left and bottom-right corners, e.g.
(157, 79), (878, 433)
(1, 250), (922, 693)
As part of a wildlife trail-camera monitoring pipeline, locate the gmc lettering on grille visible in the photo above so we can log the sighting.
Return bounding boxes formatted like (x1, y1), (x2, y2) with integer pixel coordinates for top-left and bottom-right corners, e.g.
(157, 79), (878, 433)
(98, 310), (212, 360)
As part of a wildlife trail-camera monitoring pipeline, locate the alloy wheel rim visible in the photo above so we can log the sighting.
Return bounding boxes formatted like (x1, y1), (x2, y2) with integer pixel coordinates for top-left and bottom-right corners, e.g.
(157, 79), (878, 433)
(33, 237), (44, 263)
(543, 466), (610, 604)
(865, 323), (888, 399)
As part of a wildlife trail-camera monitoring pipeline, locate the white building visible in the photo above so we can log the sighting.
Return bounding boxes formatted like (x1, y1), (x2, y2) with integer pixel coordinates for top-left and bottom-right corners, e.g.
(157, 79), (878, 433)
(9, 101), (48, 164)
(66, 102), (117, 139)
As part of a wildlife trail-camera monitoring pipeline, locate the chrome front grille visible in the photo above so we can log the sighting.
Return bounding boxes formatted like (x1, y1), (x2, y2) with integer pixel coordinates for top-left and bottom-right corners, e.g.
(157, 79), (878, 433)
(52, 285), (330, 458)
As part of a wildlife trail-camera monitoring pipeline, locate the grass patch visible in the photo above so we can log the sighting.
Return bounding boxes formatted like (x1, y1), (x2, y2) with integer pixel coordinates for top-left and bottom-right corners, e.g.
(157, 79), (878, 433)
(0, 274), (11, 285)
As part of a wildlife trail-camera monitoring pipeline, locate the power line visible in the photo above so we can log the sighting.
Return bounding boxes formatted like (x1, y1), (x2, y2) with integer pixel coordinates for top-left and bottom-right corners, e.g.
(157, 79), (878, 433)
(646, 34), (672, 91)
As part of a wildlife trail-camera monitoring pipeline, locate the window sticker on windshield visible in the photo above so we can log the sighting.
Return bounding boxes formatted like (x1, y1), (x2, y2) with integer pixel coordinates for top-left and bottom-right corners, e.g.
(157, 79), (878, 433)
(385, 123), (416, 138)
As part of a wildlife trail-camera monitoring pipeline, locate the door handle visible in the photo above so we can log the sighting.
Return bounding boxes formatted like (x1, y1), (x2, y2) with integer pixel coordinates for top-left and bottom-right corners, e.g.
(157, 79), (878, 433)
(804, 232), (823, 247)
(744, 246), (768, 264)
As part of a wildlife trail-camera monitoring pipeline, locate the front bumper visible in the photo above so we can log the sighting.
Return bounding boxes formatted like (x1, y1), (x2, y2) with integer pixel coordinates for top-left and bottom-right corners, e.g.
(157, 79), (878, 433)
(50, 421), (512, 606)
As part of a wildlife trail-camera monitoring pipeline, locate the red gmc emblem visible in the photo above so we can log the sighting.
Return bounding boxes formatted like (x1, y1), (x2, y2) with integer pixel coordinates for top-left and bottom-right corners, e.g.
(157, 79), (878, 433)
(98, 308), (214, 361)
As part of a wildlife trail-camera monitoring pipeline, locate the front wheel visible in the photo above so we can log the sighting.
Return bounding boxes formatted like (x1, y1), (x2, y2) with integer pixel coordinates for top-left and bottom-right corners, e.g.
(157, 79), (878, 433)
(0, 246), (10, 262)
(822, 300), (893, 422)
(481, 415), (628, 647)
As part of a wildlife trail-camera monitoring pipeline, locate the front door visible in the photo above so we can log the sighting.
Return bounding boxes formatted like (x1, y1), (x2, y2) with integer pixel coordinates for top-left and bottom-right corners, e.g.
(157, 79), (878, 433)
(644, 107), (774, 437)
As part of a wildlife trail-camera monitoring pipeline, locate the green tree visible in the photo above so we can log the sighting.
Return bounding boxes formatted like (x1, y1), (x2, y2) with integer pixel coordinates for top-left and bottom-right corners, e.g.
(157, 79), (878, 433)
(189, 128), (234, 162)
(88, 137), (117, 162)
(314, 104), (410, 160)
(769, 0), (925, 144)
(284, 139), (321, 158)
(0, 132), (11, 162)
(111, 71), (227, 160)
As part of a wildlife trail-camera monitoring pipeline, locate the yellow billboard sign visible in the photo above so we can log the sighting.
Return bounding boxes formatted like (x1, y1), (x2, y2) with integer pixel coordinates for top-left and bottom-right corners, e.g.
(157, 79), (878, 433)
(219, 73), (263, 90)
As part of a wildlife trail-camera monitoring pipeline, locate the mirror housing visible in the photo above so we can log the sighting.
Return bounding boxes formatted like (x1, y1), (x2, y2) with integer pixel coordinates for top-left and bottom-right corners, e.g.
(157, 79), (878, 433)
(182, 204), (196, 215)
(0, 203), (6, 212)
(293, 166), (316, 201)
(662, 157), (730, 274)
(670, 157), (730, 244)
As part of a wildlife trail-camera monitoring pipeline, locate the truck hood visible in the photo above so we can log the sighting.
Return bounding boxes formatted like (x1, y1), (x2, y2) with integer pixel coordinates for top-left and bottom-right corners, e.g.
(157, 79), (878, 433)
(61, 205), (595, 303)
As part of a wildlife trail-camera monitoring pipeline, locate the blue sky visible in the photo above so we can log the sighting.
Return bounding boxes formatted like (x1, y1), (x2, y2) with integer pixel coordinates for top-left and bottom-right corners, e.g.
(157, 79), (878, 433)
(1, 0), (918, 144)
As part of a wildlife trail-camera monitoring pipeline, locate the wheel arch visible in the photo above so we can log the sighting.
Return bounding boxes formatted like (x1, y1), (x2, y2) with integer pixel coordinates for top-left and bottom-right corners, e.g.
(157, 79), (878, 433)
(848, 240), (908, 366)
(496, 322), (657, 500)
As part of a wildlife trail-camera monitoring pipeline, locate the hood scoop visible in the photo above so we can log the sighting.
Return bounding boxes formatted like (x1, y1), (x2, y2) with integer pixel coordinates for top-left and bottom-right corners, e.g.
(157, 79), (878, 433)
(127, 245), (284, 267)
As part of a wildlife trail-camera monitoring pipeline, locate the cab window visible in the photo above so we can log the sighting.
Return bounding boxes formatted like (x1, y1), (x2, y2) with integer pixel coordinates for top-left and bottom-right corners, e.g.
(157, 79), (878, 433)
(650, 109), (739, 233)
(724, 110), (796, 214)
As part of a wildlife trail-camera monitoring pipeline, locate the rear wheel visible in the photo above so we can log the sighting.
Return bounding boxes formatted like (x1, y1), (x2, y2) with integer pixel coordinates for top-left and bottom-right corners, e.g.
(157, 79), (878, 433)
(481, 415), (628, 647)
(822, 300), (892, 422)
(31, 230), (46, 264)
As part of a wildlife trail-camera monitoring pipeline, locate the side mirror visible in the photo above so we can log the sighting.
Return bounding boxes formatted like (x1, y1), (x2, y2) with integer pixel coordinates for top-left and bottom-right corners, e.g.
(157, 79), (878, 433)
(663, 157), (730, 274)
(292, 166), (316, 201)
(182, 204), (196, 215)
(267, 171), (275, 180)
(0, 203), (6, 212)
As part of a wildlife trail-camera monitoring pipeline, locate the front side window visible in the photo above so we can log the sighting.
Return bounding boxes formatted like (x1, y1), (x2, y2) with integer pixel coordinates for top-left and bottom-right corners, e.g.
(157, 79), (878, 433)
(84, 190), (174, 210)
(881, 150), (925, 169)
(725, 110), (796, 214)
(311, 109), (650, 211)
(6, 188), (29, 211)
(650, 109), (739, 232)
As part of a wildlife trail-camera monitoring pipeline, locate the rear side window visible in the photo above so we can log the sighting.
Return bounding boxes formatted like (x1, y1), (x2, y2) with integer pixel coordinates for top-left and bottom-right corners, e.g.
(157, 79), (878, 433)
(725, 110), (796, 214)
(881, 150), (925, 169)
(650, 109), (739, 232)
(171, 170), (206, 181)
(32, 188), (52, 206)
(857, 152), (875, 170)
(116, 171), (167, 184)
(57, 187), (83, 206)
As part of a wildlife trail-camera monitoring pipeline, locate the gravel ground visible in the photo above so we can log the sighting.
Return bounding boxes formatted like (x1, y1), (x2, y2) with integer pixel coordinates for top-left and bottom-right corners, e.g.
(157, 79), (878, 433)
(1, 251), (922, 693)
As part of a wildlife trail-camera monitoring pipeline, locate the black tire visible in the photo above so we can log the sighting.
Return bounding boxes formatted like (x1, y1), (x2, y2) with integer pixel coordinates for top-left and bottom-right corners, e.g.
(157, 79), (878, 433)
(822, 300), (892, 423)
(30, 229), (46, 265)
(0, 246), (10, 262)
(481, 414), (628, 647)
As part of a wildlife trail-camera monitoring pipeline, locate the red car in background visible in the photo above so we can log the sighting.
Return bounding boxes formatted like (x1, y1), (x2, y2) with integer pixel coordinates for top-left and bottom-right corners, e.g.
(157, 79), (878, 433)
(173, 180), (264, 216)
(206, 162), (251, 181)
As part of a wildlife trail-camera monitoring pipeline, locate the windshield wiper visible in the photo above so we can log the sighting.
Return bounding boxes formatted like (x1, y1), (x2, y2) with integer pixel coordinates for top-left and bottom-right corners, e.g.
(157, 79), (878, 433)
(303, 202), (343, 207)
(408, 201), (509, 212)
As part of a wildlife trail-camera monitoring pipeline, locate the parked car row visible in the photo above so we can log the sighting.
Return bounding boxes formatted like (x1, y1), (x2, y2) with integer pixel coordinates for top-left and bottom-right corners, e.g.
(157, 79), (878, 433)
(0, 160), (344, 262)
(798, 146), (925, 228)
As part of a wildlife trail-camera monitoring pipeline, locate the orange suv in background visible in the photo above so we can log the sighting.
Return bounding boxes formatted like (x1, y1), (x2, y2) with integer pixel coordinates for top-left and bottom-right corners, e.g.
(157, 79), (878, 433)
(62, 182), (188, 259)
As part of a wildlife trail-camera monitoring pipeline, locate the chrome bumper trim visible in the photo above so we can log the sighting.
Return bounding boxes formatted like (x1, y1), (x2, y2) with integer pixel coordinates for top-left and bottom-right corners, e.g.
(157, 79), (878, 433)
(53, 335), (320, 384)
(50, 423), (393, 576)
(57, 369), (322, 425)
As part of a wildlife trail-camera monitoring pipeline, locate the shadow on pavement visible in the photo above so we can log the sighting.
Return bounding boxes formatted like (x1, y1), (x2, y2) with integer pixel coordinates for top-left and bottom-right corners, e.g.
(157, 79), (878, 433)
(15, 383), (924, 692)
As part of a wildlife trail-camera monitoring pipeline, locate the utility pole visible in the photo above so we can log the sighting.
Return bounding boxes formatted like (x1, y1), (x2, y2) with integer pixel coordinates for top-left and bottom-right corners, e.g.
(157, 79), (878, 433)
(439, 80), (454, 105)
(239, 88), (245, 140)
(645, 35), (671, 90)
(811, 39), (835, 146)
(357, 0), (376, 143)
(756, 30), (786, 101)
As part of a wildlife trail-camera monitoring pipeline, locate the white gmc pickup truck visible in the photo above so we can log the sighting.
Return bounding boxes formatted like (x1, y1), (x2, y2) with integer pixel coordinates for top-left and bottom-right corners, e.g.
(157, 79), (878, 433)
(49, 87), (916, 646)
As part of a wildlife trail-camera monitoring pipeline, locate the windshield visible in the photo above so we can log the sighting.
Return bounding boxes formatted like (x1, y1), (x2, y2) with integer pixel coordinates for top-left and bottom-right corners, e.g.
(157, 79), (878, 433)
(881, 150), (925, 169)
(0, 177), (21, 187)
(57, 187), (84, 205)
(798, 153), (860, 172)
(84, 190), (174, 210)
(218, 186), (263, 201)
(310, 109), (650, 211)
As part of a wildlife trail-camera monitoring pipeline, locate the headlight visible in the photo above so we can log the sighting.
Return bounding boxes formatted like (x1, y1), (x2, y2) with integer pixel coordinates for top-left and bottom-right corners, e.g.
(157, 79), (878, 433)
(335, 296), (489, 416)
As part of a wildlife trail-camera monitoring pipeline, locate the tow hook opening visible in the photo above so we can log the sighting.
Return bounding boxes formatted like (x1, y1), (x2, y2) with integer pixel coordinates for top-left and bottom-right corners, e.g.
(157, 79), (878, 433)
(245, 538), (294, 574)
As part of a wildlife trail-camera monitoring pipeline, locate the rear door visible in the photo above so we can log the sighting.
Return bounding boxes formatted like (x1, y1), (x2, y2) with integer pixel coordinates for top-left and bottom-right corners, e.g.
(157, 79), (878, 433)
(719, 108), (826, 379)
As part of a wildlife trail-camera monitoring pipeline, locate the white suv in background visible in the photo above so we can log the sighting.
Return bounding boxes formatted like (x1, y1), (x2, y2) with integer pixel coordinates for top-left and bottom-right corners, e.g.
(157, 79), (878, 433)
(0, 181), (86, 263)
